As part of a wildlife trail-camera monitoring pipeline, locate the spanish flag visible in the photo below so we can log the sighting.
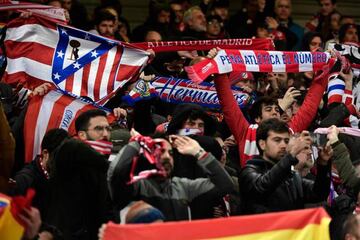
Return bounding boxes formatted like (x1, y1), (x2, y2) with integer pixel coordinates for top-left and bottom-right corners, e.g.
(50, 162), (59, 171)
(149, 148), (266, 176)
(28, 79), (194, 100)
(0, 189), (35, 240)
(102, 208), (330, 240)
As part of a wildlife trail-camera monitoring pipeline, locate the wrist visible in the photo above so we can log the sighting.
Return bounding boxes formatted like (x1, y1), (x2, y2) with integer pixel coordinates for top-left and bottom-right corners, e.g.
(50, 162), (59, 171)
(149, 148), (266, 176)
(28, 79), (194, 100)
(345, 83), (352, 90)
(328, 137), (339, 145)
(194, 148), (207, 160)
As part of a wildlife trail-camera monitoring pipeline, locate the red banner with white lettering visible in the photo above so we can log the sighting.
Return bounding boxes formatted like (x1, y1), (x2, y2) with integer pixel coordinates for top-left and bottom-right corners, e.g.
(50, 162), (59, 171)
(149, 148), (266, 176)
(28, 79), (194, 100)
(132, 38), (275, 52)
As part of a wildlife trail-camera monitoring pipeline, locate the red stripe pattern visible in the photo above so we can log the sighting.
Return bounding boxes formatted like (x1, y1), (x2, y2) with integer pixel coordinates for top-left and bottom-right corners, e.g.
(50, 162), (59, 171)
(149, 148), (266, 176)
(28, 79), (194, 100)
(185, 50), (331, 83)
(24, 90), (97, 162)
(4, 16), (149, 104)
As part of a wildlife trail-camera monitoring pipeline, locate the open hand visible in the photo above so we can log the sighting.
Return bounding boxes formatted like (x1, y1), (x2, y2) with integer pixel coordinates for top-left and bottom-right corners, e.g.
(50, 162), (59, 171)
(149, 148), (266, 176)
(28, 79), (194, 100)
(170, 135), (202, 156)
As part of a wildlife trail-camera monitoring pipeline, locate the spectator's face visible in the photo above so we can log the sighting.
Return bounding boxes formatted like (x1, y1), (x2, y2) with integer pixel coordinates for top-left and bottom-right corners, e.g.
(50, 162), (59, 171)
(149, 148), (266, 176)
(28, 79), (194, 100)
(170, 3), (184, 23)
(257, 104), (280, 123)
(48, 0), (62, 8)
(276, 72), (288, 89)
(257, 27), (270, 38)
(97, 20), (115, 38)
(157, 140), (174, 177)
(118, 21), (128, 36)
(341, 17), (355, 26)
(79, 116), (111, 141)
(189, 9), (207, 32)
(61, 0), (72, 11)
(259, 130), (289, 162)
(157, 10), (170, 24)
(213, 7), (229, 21)
(344, 27), (359, 43)
(145, 31), (162, 42)
(275, 0), (291, 21)
(320, 0), (335, 16)
(182, 118), (205, 134)
(309, 36), (322, 52)
(330, 12), (341, 31)
(206, 18), (222, 36)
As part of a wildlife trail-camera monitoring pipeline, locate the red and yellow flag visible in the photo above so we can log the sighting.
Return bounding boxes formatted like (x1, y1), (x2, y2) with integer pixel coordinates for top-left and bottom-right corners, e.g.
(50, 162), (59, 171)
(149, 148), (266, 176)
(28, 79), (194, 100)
(103, 208), (330, 240)
(0, 194), (25, 240)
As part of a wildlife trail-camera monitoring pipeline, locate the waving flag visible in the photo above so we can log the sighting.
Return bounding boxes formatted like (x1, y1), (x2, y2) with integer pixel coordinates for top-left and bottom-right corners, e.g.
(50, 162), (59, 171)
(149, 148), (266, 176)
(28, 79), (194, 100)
(0, 194), (24, 240)
(0, 189), (35, 240)
(0, 0), (67, 24)
(4, 16), (149, 104)
(328, 43), (360, 77)
(102, 208), (330, 240)
(23, 90), (109, 162)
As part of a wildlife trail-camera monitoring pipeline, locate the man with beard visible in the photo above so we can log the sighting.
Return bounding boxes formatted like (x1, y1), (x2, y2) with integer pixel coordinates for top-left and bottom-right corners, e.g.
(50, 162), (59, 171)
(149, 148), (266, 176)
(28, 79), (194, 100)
(107, 133), (234, 221)
(238, 118), (331, 214)
(182, 6), (207, 40)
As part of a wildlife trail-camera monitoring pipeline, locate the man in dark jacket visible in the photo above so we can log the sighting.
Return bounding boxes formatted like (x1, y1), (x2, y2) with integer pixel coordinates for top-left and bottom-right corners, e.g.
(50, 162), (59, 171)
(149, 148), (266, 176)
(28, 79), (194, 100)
(108, 133), (234, 221)
(239, 118), (331, 214)
(47, 138), (109, 240)
(9, 128), (70, 218)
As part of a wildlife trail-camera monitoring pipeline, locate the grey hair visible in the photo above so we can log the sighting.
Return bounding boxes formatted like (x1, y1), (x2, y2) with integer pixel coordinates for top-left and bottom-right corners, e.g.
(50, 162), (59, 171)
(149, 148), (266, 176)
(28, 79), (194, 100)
(183, 6), (202, 25)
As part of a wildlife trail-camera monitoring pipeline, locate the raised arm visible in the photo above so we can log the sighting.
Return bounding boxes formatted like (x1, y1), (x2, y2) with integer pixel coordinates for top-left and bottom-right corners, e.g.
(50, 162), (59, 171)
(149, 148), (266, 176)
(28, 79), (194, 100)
(289, 61), (334, 132)
(328, 126), (360, 192)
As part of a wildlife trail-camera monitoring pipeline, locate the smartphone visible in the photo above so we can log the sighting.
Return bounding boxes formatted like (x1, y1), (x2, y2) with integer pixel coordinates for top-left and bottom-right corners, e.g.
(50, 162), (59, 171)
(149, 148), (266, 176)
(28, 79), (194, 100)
(309, 132), (327, 147)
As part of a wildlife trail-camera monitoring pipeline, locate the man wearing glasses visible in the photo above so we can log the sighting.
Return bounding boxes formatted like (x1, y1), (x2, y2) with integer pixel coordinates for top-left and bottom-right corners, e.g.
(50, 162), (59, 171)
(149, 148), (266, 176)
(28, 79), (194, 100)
(75, 109), (112, 142)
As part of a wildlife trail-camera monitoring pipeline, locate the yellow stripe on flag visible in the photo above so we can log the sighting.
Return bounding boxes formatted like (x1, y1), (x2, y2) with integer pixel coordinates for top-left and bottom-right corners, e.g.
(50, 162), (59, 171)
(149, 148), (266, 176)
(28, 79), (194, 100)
(103, 208), (331, 240)
(212, 218), (330, 240)
(0, 196), (25, 240)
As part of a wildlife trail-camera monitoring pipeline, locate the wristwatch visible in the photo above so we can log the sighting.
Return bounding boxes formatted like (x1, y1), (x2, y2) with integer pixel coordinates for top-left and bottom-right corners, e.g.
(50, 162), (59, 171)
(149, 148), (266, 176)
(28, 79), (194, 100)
(194, 148), (206, 159)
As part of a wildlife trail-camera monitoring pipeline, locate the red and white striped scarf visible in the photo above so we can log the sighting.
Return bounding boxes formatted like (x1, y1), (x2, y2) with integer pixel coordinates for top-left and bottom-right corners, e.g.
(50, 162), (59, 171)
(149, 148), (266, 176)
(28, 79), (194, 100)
(83, 139), (113, 155)
(185, 49), (331, 83)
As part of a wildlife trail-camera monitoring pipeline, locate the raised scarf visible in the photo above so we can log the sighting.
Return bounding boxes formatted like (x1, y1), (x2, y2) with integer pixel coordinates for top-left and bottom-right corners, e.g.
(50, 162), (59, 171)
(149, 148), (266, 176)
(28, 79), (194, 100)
(123, 77), (254, 109)
(185, 49), (331, 83)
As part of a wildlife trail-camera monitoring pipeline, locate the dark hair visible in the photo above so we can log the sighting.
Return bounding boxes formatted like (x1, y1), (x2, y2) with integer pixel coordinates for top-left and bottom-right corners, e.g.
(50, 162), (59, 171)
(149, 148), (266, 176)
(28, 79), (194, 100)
(166, 104), (217, 136)
(210, 0), (229, 9)
(256, 118), (289, 155)
(342, 214), (359, 239)
(41, 128), (70, 154)
(94, 9), (116, 26)
(317, 0), (336, 5)
(249, 96), (279, 123)
(75, 109), (107, 133)
(301, 31), (323, 51)
(339, 23), (360, 43)
(148, 1), (171, 20)
(206, 14), (223, 24)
